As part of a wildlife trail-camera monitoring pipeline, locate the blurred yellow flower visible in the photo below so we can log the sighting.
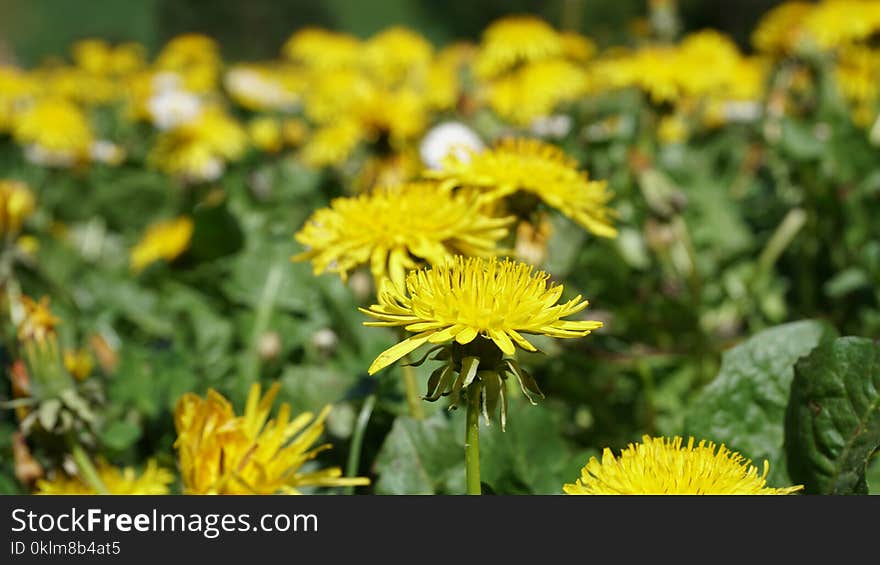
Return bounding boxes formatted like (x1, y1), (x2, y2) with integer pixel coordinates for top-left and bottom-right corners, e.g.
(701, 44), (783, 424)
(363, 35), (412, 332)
(282, 27), (362, 70)
(35, 459), (173, 495)
(801, 0), (880, 51)
(248, 116), (283, 153)
(71, 39), (146, 76)
(130, 216), (194, 273)
(363, 26), (434, 87)
(362, 256), (602, 374)
(224, 64), (301, 112)
(13, 98), (93, 167)
(18, 296), (61, 345)
(64, 348), (94, 381)
(299, 119), (364, 167)
(0, 179), (35, 237)
(174, 383), (369, 494)
(473, 15), (564, 79)
(0, 67), (38, 132)
(564, 436), (804, 495)
(149, 108), (247, 181)
(293, 182), (512, 290)
(155, 33), (222, 92)
(485, 59), (589, 125)
(428, 137), (617, 238)
(751, 2), (812, 54)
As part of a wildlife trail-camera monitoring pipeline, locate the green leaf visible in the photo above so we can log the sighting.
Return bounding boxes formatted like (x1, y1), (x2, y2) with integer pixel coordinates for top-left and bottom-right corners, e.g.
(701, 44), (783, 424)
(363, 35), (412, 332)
(480, 397), (584, 494)
(100, 421), (143, 451)
(374, 413), (465, 494)
(785, 337), (880, 494)
(684, 320), (836, 486)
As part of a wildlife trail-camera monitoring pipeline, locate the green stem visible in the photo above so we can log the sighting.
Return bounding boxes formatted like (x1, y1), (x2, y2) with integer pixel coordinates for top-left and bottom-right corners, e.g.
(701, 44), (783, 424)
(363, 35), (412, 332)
(400, 359), (425, 420)
(344, 392), (376, 495)
(465, 387), (481, 495)
(240, 262), (284, 401)
(70, 442), (108, 495)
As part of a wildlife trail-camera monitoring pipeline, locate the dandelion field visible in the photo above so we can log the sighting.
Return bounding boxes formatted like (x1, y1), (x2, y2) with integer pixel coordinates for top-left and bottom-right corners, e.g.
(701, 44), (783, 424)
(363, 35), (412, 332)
(1, 0), (879, 497)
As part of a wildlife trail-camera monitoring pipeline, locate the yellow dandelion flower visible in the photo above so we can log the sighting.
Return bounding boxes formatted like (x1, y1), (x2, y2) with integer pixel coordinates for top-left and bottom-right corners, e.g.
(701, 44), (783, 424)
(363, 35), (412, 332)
(130, 216), (194, 273)
(224, 64), (301, 112)
(71, 39), (146, 76)
(362, 26), (434, 87)
(302, 68), (375, 124)
(248, 116), (283, 153)
(362, 256), (602, 374)
(174, 383), (369, 494)
(35, 459), (173, 495)
(657, 113), (689, 145)
(293, 182), (512, 290)
(801, 0), (880, 51)
(18, 296), (61, 345)
(282, 27), (362, 70)
(564, 436), (804, 495)
(473, 15), (564, 79)
(560, 31), (597, 62)
(0, 67), (38, 132)
(299, 119), (364, 167)
(63, 348), (94, 381)
(0, 179), (35, 237)
(836, 45), (880, 106)
(155, 33), (222, 92)
(13, 98), (93, 166)
(485, 59), (589, 125)
(751, 2), (812, 54)
(149, 108), (247, 181)
(357, 87), (429, 143)
(427, 137), (617, 238)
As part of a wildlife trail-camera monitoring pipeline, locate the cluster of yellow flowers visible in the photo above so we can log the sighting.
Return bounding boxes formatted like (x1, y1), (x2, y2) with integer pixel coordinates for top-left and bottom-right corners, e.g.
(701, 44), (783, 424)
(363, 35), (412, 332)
(753, 0), (880, 126)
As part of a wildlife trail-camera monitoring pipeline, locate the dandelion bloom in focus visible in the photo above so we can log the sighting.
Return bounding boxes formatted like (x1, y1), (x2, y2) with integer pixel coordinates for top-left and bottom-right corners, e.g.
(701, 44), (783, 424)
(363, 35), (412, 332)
(563, 436), (804, 495)
(293, 182), (512, 290)
(363, 256), (602, 373)
(35, 460), (173, 495)
(174, 383), (369, 494)
(428, 137), (617, 238)
(130, 216), (194, 273)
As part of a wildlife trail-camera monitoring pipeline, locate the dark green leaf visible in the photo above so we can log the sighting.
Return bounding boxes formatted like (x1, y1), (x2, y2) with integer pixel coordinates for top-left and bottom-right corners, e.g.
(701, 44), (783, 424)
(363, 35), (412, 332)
(785, 337), (880, 494)
(684, 320), (836, 486)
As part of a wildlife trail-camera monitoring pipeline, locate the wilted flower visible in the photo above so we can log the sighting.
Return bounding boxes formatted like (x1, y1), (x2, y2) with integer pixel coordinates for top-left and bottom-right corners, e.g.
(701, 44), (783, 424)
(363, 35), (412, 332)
(563, 436), (804, 495)
(174, 383), (369, 494)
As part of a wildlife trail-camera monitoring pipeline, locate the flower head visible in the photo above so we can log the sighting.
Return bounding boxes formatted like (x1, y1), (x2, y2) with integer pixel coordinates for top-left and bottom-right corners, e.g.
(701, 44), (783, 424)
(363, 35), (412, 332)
(564, 436), (804, 495)
(130, 216), (194, 273)
(18, 296), (61, 345)
(428, 137), (617, 238)
(294, 183), (512, 290)
(174, 383), (369, 494)
(149, 108), (247, 182)
(473, 16), (564, 79)
(0, 180), (35, 237)
(362, 256), (602, 373)
(13, 98), (93, 167)
(282, 28), (362, 71)
(35, 459), (173, 495)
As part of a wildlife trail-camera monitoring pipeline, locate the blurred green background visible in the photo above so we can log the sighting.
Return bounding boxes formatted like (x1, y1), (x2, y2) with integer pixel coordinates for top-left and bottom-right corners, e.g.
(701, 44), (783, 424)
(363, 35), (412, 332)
(0, 0), (786, 65)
